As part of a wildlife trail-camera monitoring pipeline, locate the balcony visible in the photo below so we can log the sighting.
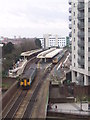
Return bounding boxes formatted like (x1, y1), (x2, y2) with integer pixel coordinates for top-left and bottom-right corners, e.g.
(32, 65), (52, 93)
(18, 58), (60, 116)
(78, 22), (84, 29)
(69, 16), (72, 21)
(69, 24), (72, 29)
(78, 3), (84, 11)
(78, 13), (84, 20)
(78, 31), (84, 38)
(78, 0), (84, 2)
(78, 48), (84, 57)
(78, 40), (84, 47)
(76, 75), (84, 86)
(69, 8), (72, 13)
(69, 0), (72, 5)
(78, 57), (84, 66)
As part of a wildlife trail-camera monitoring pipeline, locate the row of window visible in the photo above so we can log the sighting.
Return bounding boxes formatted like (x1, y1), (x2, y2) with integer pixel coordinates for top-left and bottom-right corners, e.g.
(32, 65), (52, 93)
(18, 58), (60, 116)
(73, 66), (90, 72)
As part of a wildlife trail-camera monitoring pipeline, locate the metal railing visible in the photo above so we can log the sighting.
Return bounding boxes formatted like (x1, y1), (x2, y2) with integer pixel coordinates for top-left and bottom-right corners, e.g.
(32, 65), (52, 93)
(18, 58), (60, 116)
(78, 13), (84, 19)
(78, 3), (84, 10)
(78, 40), (84, 47)
(78, 22), (84, 28)
(78, 31), (84, 37)
(78, 49), (84, 57)
(78, 57), (84, 66)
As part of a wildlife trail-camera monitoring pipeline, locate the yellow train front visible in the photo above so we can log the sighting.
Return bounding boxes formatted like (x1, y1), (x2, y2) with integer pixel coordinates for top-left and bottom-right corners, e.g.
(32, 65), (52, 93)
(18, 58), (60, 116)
(19, 64), (37, 89)
(20, 78), (31, 87)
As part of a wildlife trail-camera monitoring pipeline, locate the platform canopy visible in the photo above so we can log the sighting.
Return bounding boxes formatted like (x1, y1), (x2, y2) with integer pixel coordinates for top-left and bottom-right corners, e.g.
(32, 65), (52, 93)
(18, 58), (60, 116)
(37, 48), (62, 59)
(21, 49), (42, 57)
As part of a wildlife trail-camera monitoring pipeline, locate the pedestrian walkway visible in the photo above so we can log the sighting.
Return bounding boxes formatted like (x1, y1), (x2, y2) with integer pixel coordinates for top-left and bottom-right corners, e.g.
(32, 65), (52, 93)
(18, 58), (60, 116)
(49, 103), (90, 116)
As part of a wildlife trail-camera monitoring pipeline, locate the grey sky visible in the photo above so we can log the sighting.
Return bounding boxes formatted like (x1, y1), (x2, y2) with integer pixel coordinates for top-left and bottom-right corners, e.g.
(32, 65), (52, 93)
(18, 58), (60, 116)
(0, 0), (69, 38)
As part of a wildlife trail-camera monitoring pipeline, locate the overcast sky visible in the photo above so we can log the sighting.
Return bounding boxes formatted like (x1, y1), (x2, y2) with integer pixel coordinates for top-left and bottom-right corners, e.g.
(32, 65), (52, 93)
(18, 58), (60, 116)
(0, 0), (69, 38)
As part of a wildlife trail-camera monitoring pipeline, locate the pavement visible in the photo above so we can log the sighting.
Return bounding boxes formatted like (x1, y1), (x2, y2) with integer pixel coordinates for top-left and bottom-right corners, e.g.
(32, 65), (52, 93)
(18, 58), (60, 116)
(49, 103), (90, 116)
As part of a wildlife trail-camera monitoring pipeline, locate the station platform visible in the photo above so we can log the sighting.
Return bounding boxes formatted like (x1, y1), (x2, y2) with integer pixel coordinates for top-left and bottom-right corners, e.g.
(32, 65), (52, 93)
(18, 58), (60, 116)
(49, 103), (89, 115)
(9, 59), (27, 78)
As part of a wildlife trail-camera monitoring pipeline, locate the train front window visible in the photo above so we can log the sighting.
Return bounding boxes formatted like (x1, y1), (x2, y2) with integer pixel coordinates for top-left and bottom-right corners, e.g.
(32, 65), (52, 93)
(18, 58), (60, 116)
(54, 58), (57, 61)
(22, 79), (24, 82)
(27, 79), (29, 82)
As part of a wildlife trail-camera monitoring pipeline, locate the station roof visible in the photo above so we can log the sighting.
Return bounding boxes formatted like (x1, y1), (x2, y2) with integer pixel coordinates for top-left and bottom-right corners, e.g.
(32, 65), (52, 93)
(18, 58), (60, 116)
(37, 48), (56, 58)
(37, 48), (62, 59)
(21, 49), (42, 57)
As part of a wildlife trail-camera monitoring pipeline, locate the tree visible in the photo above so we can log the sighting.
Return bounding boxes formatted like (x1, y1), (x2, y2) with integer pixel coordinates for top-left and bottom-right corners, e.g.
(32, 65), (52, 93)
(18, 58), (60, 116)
(35, 38), (42, 48)
(2, 42), (14, 55)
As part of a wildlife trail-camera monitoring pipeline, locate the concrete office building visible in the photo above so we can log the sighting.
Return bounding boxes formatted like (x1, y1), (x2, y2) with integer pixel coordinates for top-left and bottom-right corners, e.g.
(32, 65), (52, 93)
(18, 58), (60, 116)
(69, 0), (90, 86)
(39, 34), (67, 48)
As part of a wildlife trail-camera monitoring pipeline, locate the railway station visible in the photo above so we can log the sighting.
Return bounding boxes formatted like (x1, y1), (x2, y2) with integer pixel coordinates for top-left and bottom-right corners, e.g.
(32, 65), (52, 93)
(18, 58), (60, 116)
(37, 48), (62, 62)
(2, 47), (90, 119)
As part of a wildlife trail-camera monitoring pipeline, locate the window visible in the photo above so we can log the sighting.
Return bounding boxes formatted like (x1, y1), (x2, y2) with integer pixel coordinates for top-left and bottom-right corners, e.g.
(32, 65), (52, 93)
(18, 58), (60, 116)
(88, 76), (90, 84)
(89, 37), (90, 42)
(88, 47), (90, 51)
(88, 67), (90, 71)
(89, 18), (90, 22)
(74, 46), (75, 50)
(88, 28), (90, 32)
(88, 8), (90, 12)
(74, 3), (75, 7)
(74, 37), (75, 42)
(74, 12), (75, 16)
(88, 57), (90, 61)
(74, 29), (75, 33)
(74, 20), (75, 25)
(74, 54), (75, 58)
(75, 72), (77, 77)
(74, 63), (75, 67)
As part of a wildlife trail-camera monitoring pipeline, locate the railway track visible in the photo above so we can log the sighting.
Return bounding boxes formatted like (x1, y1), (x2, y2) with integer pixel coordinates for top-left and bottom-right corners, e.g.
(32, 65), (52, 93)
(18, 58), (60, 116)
(3, 90), (28, 119)
(22, 63), (55, 118)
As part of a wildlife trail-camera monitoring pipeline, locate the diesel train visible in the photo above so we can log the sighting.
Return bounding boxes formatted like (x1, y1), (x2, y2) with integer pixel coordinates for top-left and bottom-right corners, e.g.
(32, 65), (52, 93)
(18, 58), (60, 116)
(18, 64), (37, 89)
(52, 50), (66, 64)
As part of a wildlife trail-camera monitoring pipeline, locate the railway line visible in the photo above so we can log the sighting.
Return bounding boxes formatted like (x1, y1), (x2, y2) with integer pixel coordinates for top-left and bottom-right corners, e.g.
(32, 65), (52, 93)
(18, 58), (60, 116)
(23, 63), (56, 118)
(3, 90), (28, 118)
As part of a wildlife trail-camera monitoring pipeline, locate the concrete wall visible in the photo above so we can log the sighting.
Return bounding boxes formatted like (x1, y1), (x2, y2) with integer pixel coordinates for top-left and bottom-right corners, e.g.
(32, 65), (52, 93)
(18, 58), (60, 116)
(2, 81), (18, 110)
(47, 111), (89, 120)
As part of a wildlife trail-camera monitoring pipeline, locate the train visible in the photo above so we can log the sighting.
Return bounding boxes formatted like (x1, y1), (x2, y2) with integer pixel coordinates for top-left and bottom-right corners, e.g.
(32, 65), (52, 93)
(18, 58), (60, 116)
(52, 50), (65, 64)
(18, 64), (37, 89)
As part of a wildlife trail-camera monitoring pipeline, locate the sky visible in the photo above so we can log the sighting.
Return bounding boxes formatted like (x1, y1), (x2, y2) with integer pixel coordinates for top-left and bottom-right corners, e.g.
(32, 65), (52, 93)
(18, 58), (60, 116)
(0, 0), (69, 38)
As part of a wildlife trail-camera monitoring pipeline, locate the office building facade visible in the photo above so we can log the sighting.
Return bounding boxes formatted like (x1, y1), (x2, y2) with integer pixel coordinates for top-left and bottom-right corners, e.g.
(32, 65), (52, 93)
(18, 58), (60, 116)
(39, 34), (67, 48)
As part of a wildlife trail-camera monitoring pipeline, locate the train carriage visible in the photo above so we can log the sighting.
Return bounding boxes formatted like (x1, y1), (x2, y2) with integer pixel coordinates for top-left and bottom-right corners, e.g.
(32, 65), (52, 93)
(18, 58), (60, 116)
(19, 64), (37, 89)
(52, 50), (64, 64)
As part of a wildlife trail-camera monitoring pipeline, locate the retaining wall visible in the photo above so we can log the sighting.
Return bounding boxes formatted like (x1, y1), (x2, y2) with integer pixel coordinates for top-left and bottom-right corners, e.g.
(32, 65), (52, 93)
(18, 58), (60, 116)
(2, 81), (18, 110)
(47, 111), (89, 120)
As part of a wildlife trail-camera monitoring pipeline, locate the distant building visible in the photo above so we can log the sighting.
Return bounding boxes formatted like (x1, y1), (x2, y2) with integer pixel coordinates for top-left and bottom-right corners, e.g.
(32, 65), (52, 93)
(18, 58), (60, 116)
(38, 34), (67, 48)
(66, 37), (70, 47)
